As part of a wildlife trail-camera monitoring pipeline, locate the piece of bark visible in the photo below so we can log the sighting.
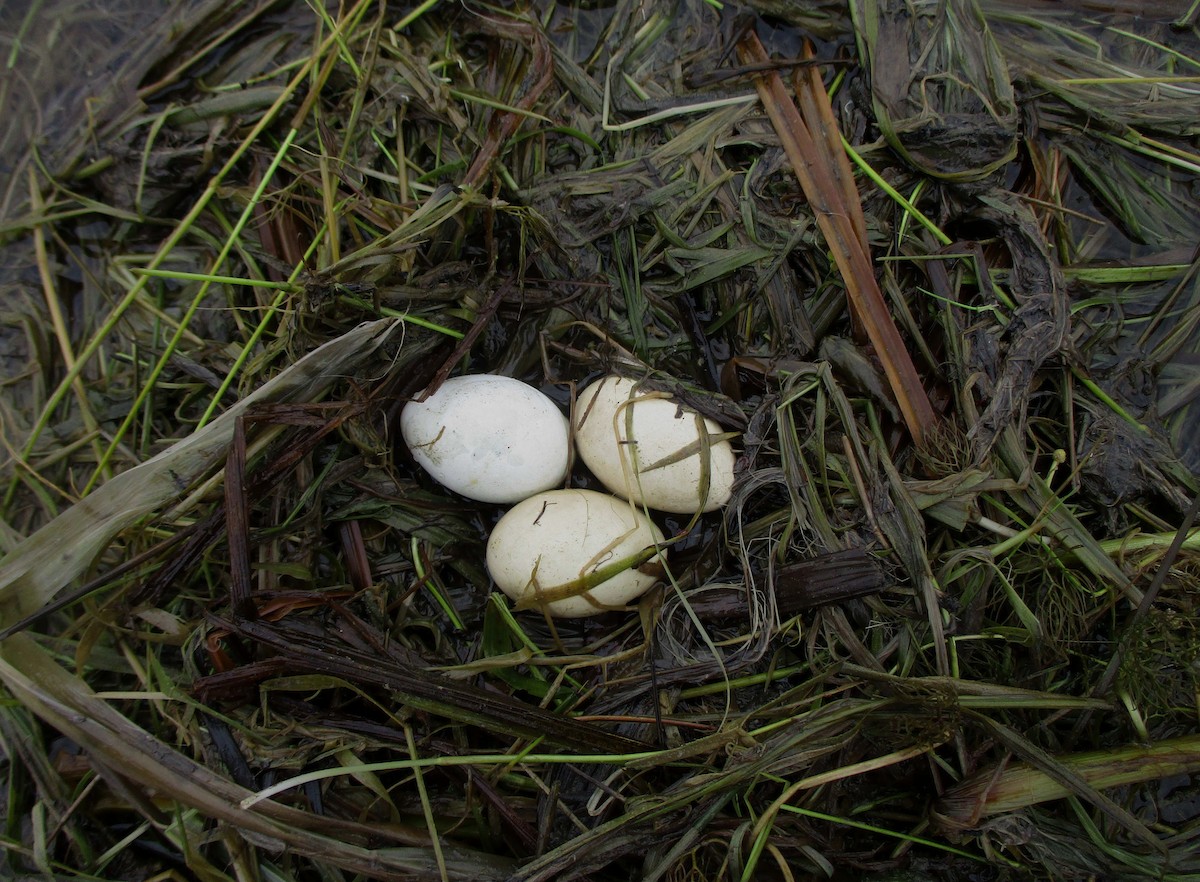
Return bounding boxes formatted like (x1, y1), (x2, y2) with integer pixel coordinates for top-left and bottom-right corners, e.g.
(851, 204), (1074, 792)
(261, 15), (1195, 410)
(774, 547), (885, 617)
(689, 548), (885, 621)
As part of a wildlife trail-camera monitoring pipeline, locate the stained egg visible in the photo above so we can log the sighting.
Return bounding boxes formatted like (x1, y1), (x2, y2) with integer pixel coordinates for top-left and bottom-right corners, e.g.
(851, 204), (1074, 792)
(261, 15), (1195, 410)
(401, 375), (569, 504)
(486, 489), (667, 617)
(574, 375), (736, 514)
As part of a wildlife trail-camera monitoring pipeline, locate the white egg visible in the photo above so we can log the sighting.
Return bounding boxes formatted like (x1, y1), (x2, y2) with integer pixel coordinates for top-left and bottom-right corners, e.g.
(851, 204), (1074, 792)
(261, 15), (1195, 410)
(401, 375), (569, 504)
(486, 489), (667, 617)
(574, 375), (736, 514)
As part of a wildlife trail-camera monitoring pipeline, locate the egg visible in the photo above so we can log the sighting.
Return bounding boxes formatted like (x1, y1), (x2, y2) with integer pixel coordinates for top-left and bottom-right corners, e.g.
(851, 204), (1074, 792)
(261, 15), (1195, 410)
(574, 375), (736, 514)
(401, 375), (569, 504)
(486, 489), (667, 617)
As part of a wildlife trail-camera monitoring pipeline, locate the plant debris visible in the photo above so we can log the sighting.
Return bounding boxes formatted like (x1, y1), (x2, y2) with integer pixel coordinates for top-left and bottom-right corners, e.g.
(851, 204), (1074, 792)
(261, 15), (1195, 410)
(2, 0), (1200, 880)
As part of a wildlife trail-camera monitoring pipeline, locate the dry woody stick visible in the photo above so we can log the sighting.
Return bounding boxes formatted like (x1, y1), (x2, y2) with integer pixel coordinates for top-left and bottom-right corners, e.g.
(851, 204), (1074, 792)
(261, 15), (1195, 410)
(737, 31), (937, 446)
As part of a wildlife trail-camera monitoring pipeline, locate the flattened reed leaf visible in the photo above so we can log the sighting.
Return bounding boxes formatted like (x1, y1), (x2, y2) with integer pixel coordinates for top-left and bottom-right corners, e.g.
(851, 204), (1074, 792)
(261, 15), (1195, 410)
(933, 711), (1181, 852)
(0, 318), (406, 625)
(0, 632), (515, 881)
(209, 614), (654, 755)
(851, 0), (1018, 181)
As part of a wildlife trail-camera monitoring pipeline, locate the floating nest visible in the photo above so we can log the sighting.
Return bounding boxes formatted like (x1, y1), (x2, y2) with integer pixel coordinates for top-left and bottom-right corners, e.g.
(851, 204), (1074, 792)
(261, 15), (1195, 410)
(2, 1), (1200, 880)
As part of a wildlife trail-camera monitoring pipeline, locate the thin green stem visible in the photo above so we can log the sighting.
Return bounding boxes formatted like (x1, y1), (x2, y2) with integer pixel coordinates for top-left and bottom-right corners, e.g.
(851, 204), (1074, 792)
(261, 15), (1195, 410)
(842, 137), (953, 245)
(83, 127), (300, 494)
(3, 0), (373, 507)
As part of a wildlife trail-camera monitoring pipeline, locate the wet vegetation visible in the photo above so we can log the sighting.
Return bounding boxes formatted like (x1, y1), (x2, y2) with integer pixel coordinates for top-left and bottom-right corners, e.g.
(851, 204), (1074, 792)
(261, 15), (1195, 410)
(2, 0), (1200, 880)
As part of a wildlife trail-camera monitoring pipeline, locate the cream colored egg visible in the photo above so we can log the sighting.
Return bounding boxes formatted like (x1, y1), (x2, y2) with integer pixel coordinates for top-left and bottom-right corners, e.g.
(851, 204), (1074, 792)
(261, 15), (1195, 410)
(574, 375), (735, 513)
(401, 375), (568, 504)
(486, 489), (667, 617)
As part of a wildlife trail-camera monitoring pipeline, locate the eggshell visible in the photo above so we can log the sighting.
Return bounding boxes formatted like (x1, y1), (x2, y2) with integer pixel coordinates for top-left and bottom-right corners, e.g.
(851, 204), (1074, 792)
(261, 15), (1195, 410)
(486, 489), (667, 617)
(574, 375), (735, 513)
(401, 375), (568, 504)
